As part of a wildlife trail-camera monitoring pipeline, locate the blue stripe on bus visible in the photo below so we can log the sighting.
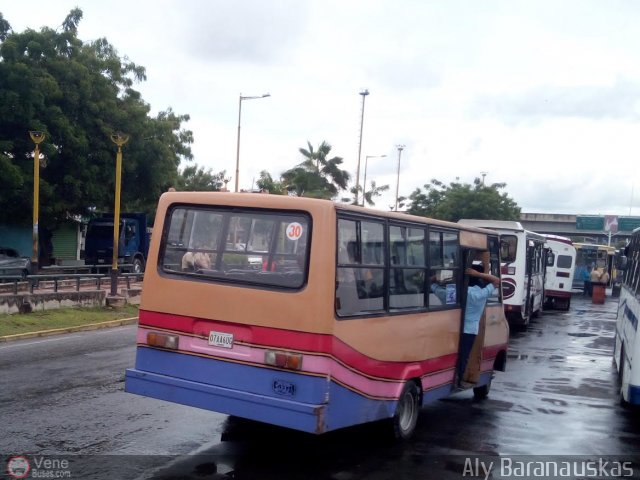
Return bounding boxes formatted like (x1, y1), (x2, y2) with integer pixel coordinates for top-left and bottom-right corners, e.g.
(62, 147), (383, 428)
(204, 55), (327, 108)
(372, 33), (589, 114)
(126, 347), (405, 433)
(628, 384), (640, 405)
(133, 346), (328, 405)
(624, 303), (638, 331)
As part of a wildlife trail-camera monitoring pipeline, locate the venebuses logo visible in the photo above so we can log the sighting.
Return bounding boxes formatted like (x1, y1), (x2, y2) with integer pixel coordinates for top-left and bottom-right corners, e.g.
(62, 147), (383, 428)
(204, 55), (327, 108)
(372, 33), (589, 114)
(6, 456), (30, 479)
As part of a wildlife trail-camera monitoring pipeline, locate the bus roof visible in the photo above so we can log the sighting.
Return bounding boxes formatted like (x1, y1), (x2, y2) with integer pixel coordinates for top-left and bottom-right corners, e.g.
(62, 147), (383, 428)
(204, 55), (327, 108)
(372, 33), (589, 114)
(542, 234), (573, 245)
(156, 191), (500, 236)
(458, 219), (524, 231)
(573, 242), (616, 253)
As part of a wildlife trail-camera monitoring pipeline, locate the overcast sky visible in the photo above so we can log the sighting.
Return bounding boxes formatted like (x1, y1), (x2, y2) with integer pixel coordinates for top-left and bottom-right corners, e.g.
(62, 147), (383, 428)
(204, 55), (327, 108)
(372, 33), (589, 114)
(4, 0), (640, 216)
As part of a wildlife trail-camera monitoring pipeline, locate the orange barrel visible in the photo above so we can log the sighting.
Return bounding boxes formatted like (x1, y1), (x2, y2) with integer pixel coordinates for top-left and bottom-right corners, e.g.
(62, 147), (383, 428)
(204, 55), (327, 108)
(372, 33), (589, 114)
(592, 284), (605, 304)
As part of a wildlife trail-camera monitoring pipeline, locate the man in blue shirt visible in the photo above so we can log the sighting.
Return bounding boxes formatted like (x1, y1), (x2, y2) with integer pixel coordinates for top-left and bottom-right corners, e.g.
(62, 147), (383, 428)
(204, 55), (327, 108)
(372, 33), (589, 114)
(457, 263), (500, 388)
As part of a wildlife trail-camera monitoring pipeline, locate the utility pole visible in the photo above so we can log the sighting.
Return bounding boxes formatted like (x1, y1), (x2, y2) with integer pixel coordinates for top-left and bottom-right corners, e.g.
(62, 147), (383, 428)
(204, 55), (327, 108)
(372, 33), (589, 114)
(394, 145), (405, 212)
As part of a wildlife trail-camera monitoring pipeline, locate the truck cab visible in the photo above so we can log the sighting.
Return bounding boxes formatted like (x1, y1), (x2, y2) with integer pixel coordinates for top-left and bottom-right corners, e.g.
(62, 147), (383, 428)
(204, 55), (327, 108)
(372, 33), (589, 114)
(84, 213), (149, 273)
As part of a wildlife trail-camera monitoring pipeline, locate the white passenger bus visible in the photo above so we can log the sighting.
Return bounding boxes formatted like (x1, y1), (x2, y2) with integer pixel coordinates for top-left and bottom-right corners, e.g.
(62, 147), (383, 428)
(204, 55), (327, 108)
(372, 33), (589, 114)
(614, 227), (640, 405)
(543, 234), (576, 311)
(459, 220), (546, 326)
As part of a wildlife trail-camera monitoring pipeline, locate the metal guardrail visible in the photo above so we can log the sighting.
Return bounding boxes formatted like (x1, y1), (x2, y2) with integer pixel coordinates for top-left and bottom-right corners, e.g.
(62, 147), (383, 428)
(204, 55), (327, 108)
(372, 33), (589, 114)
(0, 270), (144, 295)
(27, 273), (107, 293)
(0, 275), (23, 295)
(40, 264), (136, 274)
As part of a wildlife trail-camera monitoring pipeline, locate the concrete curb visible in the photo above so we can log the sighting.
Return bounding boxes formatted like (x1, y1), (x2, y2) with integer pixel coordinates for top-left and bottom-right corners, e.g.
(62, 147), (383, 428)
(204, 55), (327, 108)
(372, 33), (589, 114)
(0, 316), (139, 343)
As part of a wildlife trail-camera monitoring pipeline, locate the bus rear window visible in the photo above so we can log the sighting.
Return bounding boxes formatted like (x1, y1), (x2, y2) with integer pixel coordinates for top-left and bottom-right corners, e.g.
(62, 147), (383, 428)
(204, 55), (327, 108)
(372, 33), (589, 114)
(161, 207), (310, 289)
(500, 235), (517, 263)
(557, 254), (573, 269)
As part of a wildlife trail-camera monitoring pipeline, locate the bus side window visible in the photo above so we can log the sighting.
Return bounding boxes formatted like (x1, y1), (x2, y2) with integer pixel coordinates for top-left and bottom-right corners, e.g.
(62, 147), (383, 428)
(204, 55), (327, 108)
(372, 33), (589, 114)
(428, 230), (459, 308)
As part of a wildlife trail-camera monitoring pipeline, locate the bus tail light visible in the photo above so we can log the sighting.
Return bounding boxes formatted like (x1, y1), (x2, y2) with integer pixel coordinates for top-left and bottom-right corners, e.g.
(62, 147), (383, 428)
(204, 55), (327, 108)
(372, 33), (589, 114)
(501, 266), (516, 275)
(265, 350), (302, 370)
(147, 332), (179, 350)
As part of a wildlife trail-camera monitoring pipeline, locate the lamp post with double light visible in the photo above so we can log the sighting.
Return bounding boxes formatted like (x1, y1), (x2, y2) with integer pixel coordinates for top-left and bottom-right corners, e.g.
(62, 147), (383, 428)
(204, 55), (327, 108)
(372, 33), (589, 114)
(394, 145), (405, 212)
(110, 132), (129, 296)
(29, 131), (45, 272)
(235, 93), (270, 192)
(362, 154), (386, 206)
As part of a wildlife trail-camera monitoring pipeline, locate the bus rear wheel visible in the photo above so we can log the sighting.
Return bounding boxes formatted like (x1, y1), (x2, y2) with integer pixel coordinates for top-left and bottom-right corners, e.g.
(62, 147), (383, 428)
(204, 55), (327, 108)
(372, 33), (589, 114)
(391, 381), (421, 441)
(473, 376), (492, 400)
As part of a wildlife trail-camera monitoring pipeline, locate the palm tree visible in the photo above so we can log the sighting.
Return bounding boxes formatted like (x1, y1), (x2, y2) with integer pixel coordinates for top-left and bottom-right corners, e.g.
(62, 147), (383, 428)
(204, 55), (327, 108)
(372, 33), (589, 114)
(362, 180), (390, 206)
(347, 181), (390, 206)
(282, 141), (350, 199)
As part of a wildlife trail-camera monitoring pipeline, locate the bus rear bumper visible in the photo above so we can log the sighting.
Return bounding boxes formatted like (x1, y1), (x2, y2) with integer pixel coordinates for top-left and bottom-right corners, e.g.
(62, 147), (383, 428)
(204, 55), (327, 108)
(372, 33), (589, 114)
(545, 290), (572, 298)
(125, 368), (327, 434)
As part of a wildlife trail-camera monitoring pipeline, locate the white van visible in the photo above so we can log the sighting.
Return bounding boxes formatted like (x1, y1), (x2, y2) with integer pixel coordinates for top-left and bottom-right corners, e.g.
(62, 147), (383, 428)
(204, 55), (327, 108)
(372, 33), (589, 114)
(543, 234), (576, 310)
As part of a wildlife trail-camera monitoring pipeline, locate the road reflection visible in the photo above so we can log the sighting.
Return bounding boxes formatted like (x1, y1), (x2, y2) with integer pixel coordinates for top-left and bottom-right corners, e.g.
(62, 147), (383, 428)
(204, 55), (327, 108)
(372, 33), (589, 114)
(144, 295), (640, 480)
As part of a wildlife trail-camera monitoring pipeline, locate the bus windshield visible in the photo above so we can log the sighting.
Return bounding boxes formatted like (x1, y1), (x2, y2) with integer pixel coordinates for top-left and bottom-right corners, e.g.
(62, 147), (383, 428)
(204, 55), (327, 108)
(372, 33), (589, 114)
(161, 206), (310, 289)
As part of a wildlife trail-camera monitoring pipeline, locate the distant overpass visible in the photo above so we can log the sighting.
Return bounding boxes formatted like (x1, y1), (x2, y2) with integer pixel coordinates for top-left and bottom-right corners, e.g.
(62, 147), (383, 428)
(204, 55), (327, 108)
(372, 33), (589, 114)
(519, 213), (640, 248)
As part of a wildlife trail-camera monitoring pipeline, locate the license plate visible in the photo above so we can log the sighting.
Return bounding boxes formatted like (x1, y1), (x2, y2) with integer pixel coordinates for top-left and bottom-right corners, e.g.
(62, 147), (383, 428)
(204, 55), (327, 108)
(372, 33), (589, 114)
(208, 331), (234, 349)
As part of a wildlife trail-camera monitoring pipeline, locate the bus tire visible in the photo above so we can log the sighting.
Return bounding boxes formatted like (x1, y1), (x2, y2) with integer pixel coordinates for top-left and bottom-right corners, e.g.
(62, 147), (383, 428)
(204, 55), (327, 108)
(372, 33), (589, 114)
(531, 297), (541, 318)
(391, 381), (421, 441)
(473, 376), (492, 400)
(619, 345), (629, 406)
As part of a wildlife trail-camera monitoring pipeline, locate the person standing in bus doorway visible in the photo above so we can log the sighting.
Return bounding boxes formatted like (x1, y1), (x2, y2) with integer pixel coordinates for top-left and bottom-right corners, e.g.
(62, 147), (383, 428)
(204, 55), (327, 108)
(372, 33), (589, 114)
(457, 256), (501, 389)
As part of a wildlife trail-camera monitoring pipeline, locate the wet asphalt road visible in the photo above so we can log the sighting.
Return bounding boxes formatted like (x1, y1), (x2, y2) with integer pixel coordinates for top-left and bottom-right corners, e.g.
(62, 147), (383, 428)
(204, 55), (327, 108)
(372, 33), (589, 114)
(1, 293), (639, 479)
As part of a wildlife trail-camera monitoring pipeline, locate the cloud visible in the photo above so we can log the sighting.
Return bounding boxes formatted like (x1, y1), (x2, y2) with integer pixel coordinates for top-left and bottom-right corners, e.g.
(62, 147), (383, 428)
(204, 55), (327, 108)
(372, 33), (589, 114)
(472, 78), (640, 124)
(178, 0), (310, 63)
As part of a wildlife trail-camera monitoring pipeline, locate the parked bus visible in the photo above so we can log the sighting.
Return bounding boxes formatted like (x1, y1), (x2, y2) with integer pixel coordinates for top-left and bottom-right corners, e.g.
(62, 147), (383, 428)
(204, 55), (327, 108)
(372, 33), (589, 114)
(543, 234), (576, 311)
(458, 220), (546, 326)
(572, 243), (616, 291)
(125, 192), (509, 439)
(614, 227), (640, 405)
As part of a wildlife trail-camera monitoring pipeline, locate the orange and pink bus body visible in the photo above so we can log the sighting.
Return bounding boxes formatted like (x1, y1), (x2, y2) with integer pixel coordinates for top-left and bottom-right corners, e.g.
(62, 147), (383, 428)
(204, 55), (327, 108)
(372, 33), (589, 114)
(125, 193), (509, 437)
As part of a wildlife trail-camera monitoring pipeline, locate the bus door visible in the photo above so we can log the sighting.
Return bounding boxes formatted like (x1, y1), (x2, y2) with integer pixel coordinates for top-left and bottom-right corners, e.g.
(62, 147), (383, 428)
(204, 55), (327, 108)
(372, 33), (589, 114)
(460, 240), (504, 383)
(524, 238), (535, 318)
(459, 248), (487, 384)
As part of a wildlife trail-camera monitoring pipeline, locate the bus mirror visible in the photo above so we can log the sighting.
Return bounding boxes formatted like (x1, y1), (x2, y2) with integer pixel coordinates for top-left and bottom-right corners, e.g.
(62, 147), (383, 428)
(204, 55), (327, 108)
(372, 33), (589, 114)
(546, 252), (555, 267)
(617, 256), (628, 270)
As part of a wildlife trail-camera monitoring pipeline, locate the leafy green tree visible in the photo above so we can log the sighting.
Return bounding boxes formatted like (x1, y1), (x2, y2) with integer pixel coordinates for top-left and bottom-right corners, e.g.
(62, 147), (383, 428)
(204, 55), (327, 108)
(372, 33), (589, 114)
(281, 141), (350, 199)
(176, 165), (226, 191)
(0, 9), (193, 226)
(406, 178), (520, 222)
(256, 170), (286, 195)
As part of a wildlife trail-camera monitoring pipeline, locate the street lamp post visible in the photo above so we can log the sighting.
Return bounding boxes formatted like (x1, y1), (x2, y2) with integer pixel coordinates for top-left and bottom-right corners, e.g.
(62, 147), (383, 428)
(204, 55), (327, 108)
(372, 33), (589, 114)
(354, 89), (369, 205)
(29, 131), (45, 273)
(394, 145), (405, 212)
(235, 93), (270, 192)
(362, 154), (386, 206)
(110, 132), (129, 296)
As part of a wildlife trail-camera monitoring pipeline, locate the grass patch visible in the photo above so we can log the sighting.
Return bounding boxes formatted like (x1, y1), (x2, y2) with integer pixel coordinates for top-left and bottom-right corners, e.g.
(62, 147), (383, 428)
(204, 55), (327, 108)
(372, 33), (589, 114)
(0, 304), (139, 337)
